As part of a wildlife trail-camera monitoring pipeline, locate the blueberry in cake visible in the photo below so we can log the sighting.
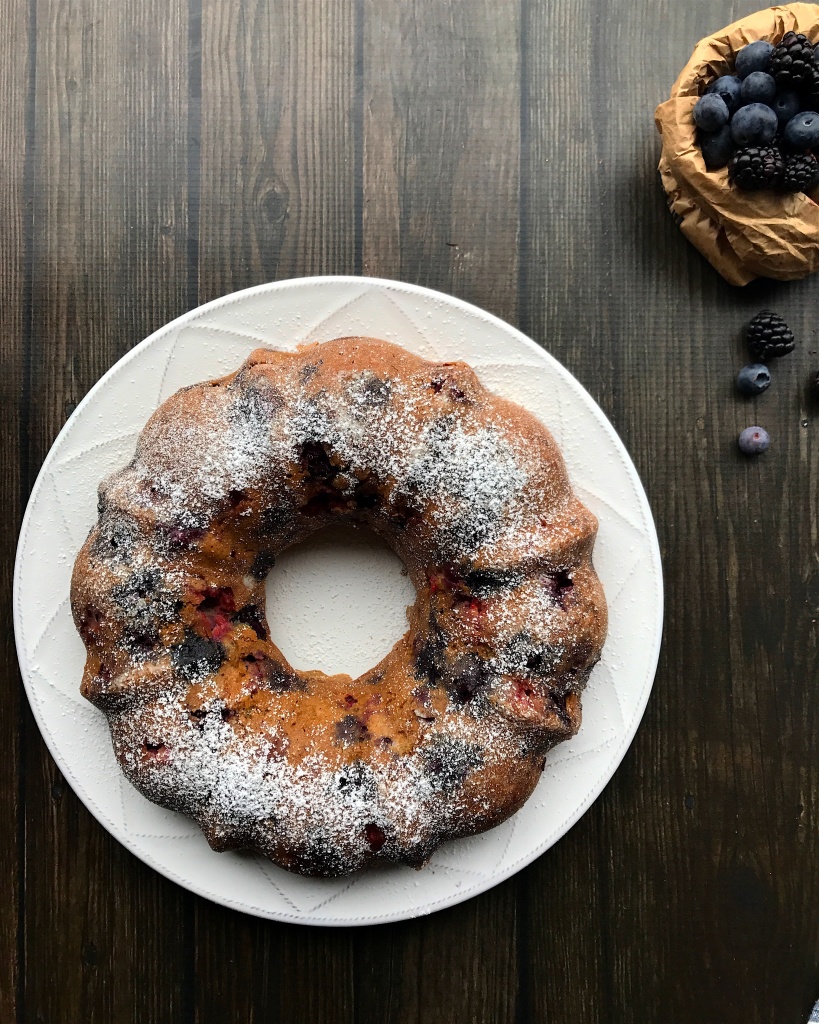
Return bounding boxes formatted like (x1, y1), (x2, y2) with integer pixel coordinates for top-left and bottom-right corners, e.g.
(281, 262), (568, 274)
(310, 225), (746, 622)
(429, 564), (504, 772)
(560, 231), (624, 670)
(71, 337), (607, 877)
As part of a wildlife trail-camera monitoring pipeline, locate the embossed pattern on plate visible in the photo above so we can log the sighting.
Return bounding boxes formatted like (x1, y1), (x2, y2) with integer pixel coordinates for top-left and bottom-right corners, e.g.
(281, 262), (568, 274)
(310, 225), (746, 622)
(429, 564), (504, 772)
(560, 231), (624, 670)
(14, 277), (663, 925)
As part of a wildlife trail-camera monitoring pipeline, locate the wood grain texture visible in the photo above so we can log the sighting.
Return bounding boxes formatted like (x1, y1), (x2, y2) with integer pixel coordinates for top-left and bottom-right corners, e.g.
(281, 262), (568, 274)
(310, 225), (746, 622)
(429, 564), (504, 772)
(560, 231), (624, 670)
(198, 0), (358, 302)
(4, 0), (819, 1020)
(192, 2), (358, 1018)
(354, 4), (523, 1023)
(21, 1), (192, 1022)
(522, 2), (819, 1021)
(0, 0), (30, 1017)
(362, 0), (520, 322)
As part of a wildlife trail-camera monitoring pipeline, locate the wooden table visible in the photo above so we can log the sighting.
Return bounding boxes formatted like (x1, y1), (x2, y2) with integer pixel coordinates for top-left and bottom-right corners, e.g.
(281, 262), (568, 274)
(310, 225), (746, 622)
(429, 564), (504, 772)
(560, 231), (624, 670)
(2, 0), (817, 1020)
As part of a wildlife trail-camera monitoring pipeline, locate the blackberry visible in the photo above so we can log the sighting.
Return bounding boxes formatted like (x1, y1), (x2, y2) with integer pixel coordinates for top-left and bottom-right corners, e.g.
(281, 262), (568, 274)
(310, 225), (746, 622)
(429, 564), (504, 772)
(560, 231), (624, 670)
(781, 152), (819, 192)
(803, 64), (819, 108)
(729, 146), (784, 190)
(770, 32), (815, 90)
(746, 310), (795, 361)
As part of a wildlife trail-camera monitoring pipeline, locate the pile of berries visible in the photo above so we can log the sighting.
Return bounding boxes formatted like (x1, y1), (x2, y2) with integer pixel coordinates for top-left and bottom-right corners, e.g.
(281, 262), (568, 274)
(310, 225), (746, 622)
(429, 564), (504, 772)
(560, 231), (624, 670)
(695, 33), (819, 192)
(734, 310), (796, 455)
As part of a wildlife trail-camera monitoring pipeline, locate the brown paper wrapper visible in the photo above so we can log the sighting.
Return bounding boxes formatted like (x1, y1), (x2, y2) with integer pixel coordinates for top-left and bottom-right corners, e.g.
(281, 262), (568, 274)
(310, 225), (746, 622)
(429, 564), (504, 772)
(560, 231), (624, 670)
(655, 3), (819, 286)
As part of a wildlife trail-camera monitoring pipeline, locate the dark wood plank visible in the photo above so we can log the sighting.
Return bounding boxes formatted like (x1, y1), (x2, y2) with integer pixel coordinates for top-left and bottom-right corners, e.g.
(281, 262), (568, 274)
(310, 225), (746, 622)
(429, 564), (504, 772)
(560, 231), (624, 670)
(522, 1), (819, 1022)
(22, 1), (191, 1021)
(0, 0), (31, 1017)
(362, 0), (520, 324)
(197, 0), (358, 305)
(192, 906), (355, 1024)
(355, 3), (522, 1023)
(6, 0), (819, 1019)
(353, 888), (519, 1024)
(193, 1), (358, 1019)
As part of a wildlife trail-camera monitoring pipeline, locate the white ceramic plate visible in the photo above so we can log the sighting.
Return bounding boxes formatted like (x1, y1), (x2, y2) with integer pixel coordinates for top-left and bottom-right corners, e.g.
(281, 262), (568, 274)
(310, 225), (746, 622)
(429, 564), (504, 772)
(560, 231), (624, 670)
(14, 277), (663, 926)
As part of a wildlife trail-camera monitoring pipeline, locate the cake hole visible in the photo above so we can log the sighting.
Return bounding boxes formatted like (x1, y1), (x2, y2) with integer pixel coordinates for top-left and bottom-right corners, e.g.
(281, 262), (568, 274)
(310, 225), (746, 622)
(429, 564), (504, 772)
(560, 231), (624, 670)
(265, 525), (416, 678)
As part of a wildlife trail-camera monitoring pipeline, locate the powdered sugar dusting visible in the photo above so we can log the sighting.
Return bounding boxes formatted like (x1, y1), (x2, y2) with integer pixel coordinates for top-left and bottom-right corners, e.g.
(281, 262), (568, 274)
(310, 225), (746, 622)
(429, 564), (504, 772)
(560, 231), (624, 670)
(73, 338), (606, 877)
(113, 686), (522, 873)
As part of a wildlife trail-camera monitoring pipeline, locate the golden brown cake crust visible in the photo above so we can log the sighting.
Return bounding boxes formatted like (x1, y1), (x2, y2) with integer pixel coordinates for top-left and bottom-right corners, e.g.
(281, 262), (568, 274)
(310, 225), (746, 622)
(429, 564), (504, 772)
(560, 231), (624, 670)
(70, 337), (607, 877)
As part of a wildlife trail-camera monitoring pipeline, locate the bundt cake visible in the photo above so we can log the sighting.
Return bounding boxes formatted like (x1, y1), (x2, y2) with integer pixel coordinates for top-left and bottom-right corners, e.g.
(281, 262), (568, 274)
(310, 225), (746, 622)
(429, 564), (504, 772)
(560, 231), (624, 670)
(71, 337), (607, 877)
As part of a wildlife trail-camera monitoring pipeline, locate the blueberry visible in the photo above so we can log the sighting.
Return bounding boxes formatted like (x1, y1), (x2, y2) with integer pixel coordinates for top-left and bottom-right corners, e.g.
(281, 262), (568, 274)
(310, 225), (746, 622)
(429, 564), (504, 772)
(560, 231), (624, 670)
(250, 549), (276, 580)
(700, 125), (734, 169)
(736, 364), (772, 396)
(446, 653), (492, 703)
(334, 715), (370, 744)
(730, 103), (778, 146)
(547, 569), (575, 607)
(771, 91), (801, 127)
(171, 630), (225, 680)
(421, 737), (483, 794)
(735, 40), (774, 79)
(234, 603), (269, 639)
(738, 426), (770, 454)
(463, 566), (521, 594)
(298, 439), (336, 482)
(694, 93), (730, 131)
(784, 111), (819, 151)
(707, 75), (743, 114)
(740, 72), (777, 105)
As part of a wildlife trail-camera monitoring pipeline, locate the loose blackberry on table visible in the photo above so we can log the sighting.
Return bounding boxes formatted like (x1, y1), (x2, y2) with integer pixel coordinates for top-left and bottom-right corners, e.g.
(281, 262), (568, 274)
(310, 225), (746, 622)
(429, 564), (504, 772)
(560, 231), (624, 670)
(746, 310), (796, 362)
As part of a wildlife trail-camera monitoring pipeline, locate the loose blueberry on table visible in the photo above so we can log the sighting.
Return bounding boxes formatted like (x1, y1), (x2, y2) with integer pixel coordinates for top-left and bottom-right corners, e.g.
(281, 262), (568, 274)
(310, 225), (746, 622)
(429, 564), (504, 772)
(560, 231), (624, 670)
(730, 313), (797, 455)
(696, 33), (819, 193)
(738, 426), (771, 455)
(735, 364), (771, 396)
